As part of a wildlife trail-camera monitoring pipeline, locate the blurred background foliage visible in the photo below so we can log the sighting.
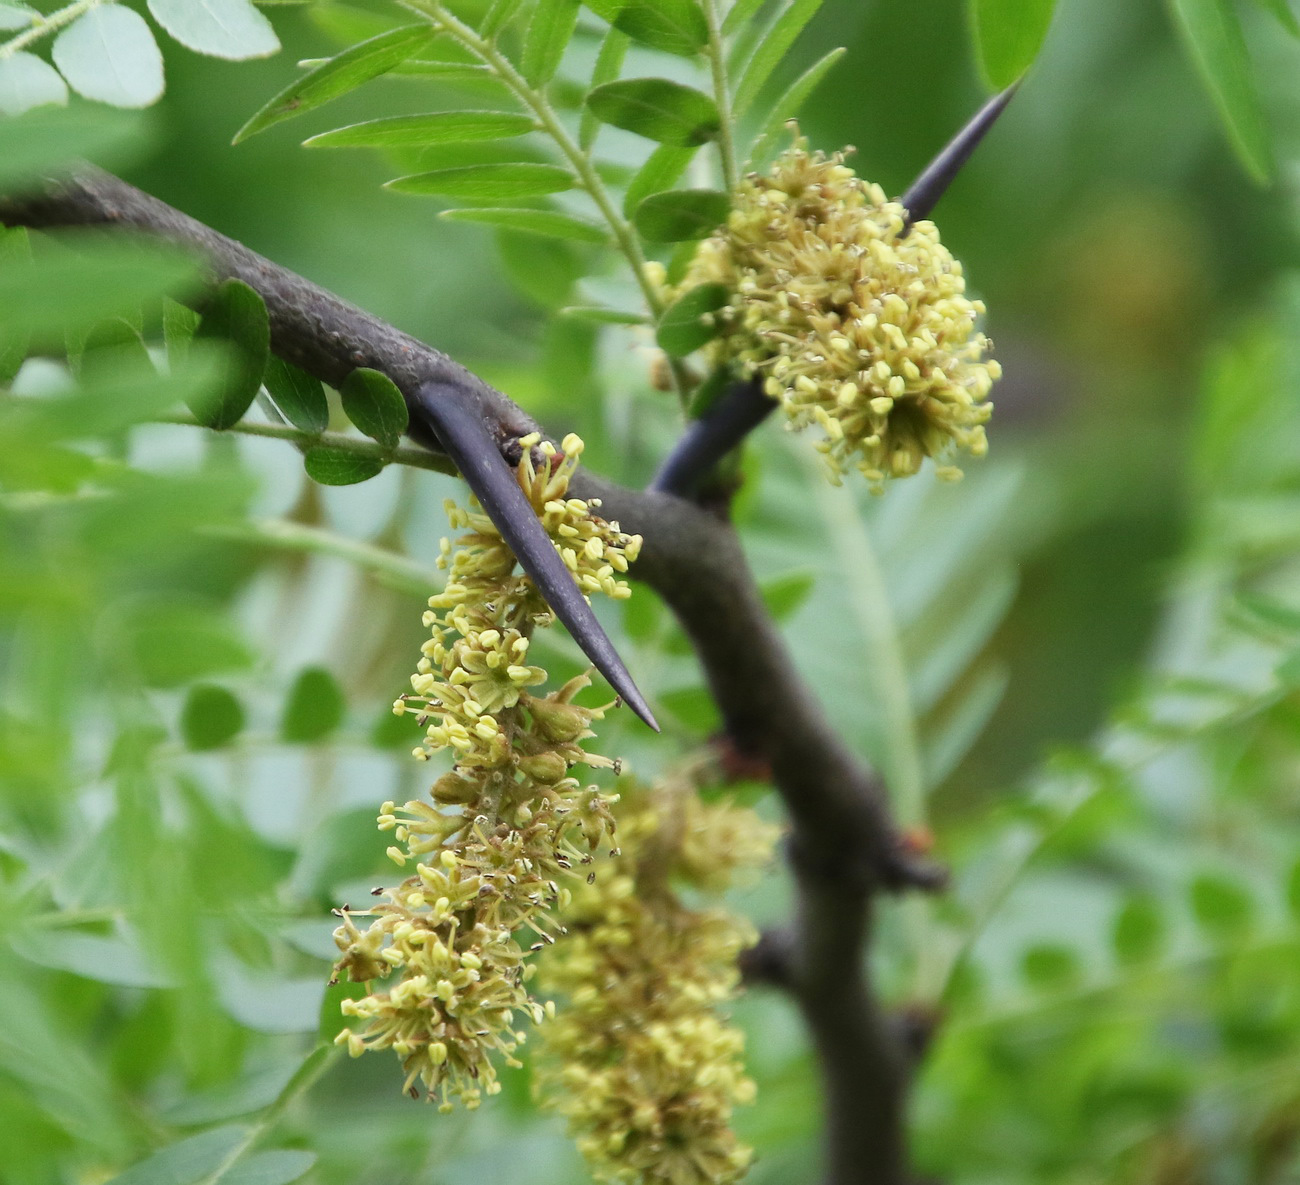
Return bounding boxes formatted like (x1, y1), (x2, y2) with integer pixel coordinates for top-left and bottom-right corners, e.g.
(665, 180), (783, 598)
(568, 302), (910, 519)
(4, 0), (1300, 1183)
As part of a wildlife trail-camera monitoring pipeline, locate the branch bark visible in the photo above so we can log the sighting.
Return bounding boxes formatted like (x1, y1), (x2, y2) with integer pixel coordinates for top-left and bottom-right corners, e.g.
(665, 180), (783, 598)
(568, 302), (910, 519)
(2, 170), (942, 1185)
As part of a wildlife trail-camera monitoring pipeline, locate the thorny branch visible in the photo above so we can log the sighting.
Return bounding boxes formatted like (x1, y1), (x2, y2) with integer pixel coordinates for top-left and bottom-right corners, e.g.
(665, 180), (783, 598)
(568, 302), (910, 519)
(2, 169), (944, 1185)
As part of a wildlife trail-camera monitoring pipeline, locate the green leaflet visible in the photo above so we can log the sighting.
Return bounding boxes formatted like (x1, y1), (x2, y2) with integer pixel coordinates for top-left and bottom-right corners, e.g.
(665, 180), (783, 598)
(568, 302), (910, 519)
(586, 77), (720, 145)
(1167, 0), (1273, 183)
(52, 5), (164, 108)
(233, 24), (436, 142)
(967, 0), (1057, 88)
(733, 0), (824, 115)
(340, 367), (408, 449)
(385, 162), (575, 200)
(304, 110), (535, 148)
(634, 188), (730, 241)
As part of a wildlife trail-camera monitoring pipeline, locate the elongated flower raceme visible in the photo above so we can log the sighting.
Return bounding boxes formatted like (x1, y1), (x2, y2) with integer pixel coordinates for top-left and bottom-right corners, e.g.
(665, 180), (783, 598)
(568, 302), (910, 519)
(331, 432), (642, 1109)
(683, 141), (1000, 488)
(534, 773), (779, 1185)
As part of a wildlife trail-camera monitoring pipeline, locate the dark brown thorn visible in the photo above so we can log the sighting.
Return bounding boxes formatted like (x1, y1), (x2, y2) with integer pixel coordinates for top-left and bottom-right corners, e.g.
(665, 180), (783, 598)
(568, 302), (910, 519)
(899, 82), (1020, 229)
(649, 376), (774, 498)
(413, 382), (659, 732)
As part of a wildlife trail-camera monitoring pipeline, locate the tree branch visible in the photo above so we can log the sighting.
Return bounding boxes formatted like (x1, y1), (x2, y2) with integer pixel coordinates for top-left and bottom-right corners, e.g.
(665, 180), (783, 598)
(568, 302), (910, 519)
(2, 170), (942, 1185)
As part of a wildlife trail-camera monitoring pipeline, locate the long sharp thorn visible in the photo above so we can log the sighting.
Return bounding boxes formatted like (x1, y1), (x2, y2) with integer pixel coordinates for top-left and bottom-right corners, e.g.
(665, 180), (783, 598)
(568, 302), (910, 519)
(414, 384), (659, 732)
(899, 81), (1020, 227)
(650, 377), (775, 497)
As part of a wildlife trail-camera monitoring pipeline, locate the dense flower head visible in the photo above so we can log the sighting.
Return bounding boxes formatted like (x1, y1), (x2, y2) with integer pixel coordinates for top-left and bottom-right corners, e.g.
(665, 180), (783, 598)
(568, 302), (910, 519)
(534, 772), (780, 1185)
(331, 432), (641, 1110)
(683, 141), (1000, 488)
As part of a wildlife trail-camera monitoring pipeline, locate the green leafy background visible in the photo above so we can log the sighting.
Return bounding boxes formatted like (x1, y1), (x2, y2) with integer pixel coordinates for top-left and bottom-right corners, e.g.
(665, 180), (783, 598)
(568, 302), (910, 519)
(5, 0), (1300, 1183)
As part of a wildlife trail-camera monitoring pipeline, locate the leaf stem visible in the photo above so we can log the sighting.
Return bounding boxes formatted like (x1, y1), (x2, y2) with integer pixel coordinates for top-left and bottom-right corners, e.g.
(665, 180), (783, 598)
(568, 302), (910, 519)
(153, 412), (457, 475)
(703, 0), (739, 192)
(0, 0), (102, 60)
(193, 1046), (339, 1185)
(202, 517), (441, 596)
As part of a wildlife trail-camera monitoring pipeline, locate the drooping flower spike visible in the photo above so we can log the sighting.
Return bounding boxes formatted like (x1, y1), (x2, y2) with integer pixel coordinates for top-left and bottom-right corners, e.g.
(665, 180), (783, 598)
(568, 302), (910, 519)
(415, 383), (658, 731)
(332, 431), (643, 1108)
(650, 83), (1013, 498)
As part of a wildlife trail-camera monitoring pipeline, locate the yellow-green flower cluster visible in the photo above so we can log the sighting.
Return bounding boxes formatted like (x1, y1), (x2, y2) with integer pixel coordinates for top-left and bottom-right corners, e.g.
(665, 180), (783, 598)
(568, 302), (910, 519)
(332, 433), (643, 1110)
(684, 142), (1000, 488)
(534, 775), (779, 1185)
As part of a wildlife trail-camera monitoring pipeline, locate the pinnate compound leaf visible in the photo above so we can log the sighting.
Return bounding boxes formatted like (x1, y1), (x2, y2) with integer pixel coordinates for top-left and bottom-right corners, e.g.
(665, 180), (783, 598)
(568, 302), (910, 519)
(0, 51), (67, 116)
(147, 0), (279, 60)
(304, 110), (534, 148)
(968, 0), (1056, 88)
(734, 0), (824, 115)
(440, 206), (608, 243)
(386, 162), (575, 200)
(657, 282), (729, 356)
(522, 0), (580, 86)
(340, 367), (407, 448)
(105, 1126), (248, 1185)
(233, 24), (435, 142)
(181, 684), (245, 751)
(303, 446), (384, 486)
(263, 357), (328, 433)
(52, 5), (164, 108)
(281, 666), (346, 742)
(1167, 0), (1273, 183)
(607, 0), (708, 57)
(634, 188), (729, 241)
(586, 77), (720, 145)
(190, 279), (270, 429)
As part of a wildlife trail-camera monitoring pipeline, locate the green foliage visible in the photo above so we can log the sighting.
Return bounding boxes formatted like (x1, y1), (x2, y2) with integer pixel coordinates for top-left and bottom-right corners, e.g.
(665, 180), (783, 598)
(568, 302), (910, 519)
(7, 2), (1300, 1184)
(191, 280), (270, 431)
(233, 25), (435, 142)
(656, 281), (729, 355)
(633, 187), (730, 241)
(1167, 0), (1274, 181)
(587, 77), (721, 144)
(338, 368), (407, 450)
(280, 667), (346, 743)
(967, 0), (1058, 88)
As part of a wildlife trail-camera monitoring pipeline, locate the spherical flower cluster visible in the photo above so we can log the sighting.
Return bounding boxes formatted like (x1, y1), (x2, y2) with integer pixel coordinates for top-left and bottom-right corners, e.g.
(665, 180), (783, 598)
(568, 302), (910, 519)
(683, 142), (1000, 488)
(533, 774), (779, 1185)
(332, 433), (642, 1109)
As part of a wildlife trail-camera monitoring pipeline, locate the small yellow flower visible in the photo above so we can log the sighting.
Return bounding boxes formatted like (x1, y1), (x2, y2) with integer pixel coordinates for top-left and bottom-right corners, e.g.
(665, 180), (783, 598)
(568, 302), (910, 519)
(534, 775), (779, 1185)
(684, 141), (999, 489)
